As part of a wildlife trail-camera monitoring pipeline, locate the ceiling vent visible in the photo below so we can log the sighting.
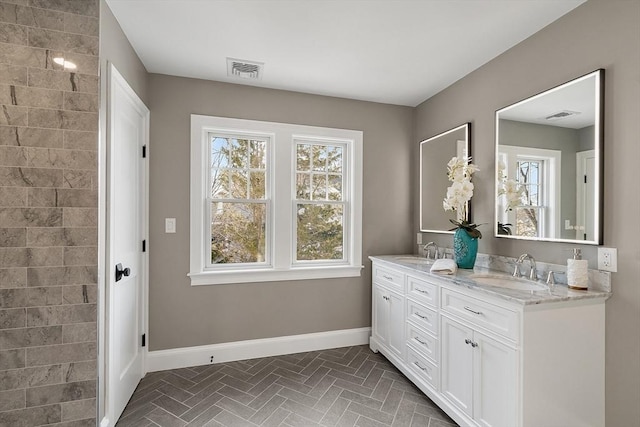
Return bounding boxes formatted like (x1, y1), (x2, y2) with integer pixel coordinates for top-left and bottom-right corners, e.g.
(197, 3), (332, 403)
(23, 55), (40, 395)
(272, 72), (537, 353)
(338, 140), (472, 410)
(227, 58), (263, 80)
(543, 110), (581, 121)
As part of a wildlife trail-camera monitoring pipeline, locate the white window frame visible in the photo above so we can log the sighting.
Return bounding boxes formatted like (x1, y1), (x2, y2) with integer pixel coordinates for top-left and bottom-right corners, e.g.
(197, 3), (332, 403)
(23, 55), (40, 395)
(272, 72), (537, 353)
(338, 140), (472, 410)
(498, 145), (561, 238)
(189, 115), (363, 285)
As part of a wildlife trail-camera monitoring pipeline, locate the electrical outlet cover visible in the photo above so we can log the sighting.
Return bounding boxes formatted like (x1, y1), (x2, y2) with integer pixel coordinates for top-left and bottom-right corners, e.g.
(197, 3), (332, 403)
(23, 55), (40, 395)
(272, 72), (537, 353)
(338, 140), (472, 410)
(597, 247), (617, 272)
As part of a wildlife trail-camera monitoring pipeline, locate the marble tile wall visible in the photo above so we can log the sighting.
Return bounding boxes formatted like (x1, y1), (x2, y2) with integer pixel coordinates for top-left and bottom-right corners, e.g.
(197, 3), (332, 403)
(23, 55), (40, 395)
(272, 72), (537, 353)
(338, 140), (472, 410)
(0, 0), (99, 425)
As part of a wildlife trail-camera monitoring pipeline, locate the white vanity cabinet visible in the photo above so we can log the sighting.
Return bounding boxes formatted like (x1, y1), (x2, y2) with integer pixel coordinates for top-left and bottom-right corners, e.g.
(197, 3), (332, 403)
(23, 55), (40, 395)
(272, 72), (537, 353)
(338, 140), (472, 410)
(371, 264), (405, 361)
(440, 291), (517, 426)
(369, 257), (608, 427)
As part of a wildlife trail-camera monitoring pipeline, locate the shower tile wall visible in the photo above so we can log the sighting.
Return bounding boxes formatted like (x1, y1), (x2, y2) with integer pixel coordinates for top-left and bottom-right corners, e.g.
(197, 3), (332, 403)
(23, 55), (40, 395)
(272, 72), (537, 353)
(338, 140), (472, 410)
(0, 0), (99, 425)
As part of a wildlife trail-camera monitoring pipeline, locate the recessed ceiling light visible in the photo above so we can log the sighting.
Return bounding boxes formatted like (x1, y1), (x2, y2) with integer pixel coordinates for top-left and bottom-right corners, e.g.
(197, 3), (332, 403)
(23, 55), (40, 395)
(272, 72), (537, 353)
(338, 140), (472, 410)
(53, 57), (77, 70)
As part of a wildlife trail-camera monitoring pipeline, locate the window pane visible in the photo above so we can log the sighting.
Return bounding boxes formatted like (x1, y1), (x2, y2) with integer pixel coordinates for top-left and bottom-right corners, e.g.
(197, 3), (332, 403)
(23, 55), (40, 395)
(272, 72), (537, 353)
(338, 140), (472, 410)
(297, 144), (311, 171)
(529, 185), (539, 206)
(296, 204), (343, 261)
(515, 207), (539, 237)
(530, 162), (539, 184)
(229, 170), (248, 199)
(211, 202), (266, 264)
(297, 173), (310, 200)
(327, 146), (343, 173)
(211, 137), (229, 168)
(249, 171), (265, 199)
(312, 145), (327, 171)
(249, 140), (266, 169)
(211, 169), (229, 199)
(211, 136), (267, 200)
(312, 174), (327, 200)
(328, 174), (342, 201)
(230, 138), (248, 168)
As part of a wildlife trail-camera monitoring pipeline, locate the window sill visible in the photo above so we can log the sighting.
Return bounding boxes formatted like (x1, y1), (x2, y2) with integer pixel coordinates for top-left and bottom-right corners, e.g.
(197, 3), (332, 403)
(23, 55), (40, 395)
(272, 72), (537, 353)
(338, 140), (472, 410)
(189, 265), (363, 286)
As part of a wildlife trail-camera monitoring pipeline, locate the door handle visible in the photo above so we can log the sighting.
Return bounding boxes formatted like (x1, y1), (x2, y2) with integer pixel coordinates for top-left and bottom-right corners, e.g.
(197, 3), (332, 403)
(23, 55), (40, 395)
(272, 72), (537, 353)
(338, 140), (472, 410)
(115, 263), (131, 282)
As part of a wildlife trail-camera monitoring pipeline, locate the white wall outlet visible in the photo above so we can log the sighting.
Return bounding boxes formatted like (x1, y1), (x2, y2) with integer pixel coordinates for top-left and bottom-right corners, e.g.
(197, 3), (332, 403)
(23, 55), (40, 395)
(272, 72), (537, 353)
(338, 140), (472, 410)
(165, 218), (176, 233)
(597, 247), (617, 272)
(417, 233), (423, 245)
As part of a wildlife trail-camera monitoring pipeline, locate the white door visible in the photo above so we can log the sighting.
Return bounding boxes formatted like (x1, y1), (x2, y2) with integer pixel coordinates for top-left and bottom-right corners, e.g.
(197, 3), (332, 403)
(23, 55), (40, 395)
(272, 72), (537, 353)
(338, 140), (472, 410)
(107, 64), (149, 423)
(576, 150), (596, 241)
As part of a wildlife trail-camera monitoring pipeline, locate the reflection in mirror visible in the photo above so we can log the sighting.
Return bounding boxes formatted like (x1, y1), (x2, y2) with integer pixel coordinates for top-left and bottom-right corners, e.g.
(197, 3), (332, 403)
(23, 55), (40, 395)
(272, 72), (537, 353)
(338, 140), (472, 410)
(420, 123), (470, 233)
(495, 69), (603, 244)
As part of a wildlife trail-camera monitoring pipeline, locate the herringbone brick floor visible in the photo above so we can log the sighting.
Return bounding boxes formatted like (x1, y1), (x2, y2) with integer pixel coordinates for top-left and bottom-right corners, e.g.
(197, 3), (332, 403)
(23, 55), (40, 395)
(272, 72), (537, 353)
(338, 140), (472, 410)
(115, 345), (458, 427)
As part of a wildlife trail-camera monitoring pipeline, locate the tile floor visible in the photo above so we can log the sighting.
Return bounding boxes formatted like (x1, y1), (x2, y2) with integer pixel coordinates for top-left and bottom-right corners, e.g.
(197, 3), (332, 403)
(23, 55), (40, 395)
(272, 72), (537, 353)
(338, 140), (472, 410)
(115, 345), (458, 427)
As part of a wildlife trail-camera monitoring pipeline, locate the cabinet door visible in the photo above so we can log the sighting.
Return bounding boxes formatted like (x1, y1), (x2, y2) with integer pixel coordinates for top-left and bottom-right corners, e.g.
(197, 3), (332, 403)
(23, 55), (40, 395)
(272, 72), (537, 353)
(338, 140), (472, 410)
(473, 332), (517, 427)
(387, 289), (405, 358)
(441, 316), (473, 417)
(372, 284), (389, 347)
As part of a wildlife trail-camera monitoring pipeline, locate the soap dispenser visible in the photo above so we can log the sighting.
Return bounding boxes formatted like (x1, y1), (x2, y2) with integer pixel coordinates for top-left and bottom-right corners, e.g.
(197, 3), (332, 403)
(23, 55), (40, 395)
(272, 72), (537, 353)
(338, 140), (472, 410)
(567, 248), (588, 290)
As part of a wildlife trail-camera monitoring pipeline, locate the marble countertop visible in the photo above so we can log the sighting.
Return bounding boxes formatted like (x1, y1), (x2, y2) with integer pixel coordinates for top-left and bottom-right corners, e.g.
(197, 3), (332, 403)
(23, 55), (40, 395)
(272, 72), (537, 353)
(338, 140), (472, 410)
(370, 255), (612, 306)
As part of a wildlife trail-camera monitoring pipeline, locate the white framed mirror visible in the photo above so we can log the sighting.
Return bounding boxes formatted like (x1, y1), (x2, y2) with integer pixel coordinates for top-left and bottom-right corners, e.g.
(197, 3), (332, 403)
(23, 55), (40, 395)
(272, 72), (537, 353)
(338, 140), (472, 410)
(495, 69), (604, 244)
(420, 123), (470, 233)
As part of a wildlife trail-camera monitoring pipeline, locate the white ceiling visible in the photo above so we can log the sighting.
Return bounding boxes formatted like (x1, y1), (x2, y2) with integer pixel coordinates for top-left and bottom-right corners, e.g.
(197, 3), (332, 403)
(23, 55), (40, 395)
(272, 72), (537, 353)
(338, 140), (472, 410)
(498, 72), (598, 129)
(106, 0), (586, 107)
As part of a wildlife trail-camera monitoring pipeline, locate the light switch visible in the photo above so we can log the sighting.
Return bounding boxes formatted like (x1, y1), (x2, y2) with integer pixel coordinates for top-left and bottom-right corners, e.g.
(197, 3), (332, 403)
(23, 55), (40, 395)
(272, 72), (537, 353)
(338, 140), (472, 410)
(165, 218), (176, 233)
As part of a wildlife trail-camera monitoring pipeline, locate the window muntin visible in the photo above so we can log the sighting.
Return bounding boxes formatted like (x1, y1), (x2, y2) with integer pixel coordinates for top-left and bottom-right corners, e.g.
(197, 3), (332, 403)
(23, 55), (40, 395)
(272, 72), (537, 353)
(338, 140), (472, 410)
(295, 141), (346, 263)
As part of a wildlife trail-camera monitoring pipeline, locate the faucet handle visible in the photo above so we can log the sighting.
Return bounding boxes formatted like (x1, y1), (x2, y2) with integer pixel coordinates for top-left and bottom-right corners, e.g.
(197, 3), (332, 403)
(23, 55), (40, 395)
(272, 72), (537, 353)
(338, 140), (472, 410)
(546, 271), (556, 285)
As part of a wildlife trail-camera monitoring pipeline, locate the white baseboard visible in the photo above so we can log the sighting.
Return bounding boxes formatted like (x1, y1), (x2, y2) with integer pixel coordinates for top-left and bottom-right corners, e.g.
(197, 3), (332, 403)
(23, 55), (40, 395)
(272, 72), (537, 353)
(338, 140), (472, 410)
(99, 416), (110, 427)
(146, 327), (371, 373)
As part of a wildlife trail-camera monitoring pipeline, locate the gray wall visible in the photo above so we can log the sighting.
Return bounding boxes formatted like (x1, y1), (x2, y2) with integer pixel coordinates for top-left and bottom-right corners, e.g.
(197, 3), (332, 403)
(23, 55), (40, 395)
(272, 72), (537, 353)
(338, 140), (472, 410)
(499, 119), (579, 239)
(413, 1), (640, 425)
(0, 0), (99, 424)
(98, 0), (149, 422)
(148, 74), (414, 351)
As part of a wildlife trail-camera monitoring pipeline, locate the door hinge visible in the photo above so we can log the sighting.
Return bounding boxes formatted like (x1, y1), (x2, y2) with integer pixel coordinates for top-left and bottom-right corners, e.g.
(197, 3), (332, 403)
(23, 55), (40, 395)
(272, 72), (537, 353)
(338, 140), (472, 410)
(142, 240), (146, 252)
(142, 333), (146, 347)
(584, 175), (587, 184)
(142, 145), (147, 158)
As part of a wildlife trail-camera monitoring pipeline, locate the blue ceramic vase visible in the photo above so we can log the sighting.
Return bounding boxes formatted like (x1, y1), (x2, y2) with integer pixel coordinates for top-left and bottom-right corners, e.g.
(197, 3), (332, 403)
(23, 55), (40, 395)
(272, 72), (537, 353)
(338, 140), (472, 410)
(453, 227), (478, 269)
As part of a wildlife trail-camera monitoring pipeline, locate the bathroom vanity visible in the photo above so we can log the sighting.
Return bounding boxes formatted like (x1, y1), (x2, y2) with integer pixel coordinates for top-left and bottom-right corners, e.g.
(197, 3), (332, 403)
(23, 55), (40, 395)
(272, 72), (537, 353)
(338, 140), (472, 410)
(370, 255), (610, 427)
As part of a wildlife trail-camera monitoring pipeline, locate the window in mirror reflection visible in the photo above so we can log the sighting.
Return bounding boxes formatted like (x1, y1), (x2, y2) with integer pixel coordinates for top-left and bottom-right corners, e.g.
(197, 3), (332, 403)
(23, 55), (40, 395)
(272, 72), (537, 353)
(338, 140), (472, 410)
(497, 146), (560, 239)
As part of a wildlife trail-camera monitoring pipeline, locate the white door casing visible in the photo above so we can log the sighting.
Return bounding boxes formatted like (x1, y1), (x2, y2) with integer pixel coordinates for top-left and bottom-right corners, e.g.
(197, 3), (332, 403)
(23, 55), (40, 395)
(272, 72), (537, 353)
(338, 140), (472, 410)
(106, 64), (149, 424)
(576, 150), (596, 241)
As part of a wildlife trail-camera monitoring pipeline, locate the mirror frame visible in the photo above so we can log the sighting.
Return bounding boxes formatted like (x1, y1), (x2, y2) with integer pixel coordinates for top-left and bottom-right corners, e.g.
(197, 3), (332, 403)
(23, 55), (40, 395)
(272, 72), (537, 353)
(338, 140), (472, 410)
(420, 122), (471, 233)
(494, 69), (604, 244)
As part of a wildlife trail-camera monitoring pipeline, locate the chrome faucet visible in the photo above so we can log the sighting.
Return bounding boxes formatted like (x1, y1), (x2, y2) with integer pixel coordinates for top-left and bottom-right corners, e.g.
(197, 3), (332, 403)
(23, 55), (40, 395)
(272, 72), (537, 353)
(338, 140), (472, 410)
(423, 242), (439, 260)
(513, 253), (537, 280)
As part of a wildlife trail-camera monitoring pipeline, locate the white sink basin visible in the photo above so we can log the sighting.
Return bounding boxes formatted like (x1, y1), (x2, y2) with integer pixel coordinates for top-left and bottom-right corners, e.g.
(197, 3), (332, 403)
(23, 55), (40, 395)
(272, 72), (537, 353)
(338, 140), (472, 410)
(469, 273), (549, 292)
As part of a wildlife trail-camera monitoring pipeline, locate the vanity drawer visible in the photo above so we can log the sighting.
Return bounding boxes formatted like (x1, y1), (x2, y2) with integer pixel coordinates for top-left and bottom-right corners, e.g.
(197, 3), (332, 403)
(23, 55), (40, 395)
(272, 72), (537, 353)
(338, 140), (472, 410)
(407, 347), (439, 390)
(407, 275), (438, 308)
(373, 264), (404, 292)
(407, 299), (438, 335)
(441, 288), (519, 341)
(407, 322), (438, 363)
